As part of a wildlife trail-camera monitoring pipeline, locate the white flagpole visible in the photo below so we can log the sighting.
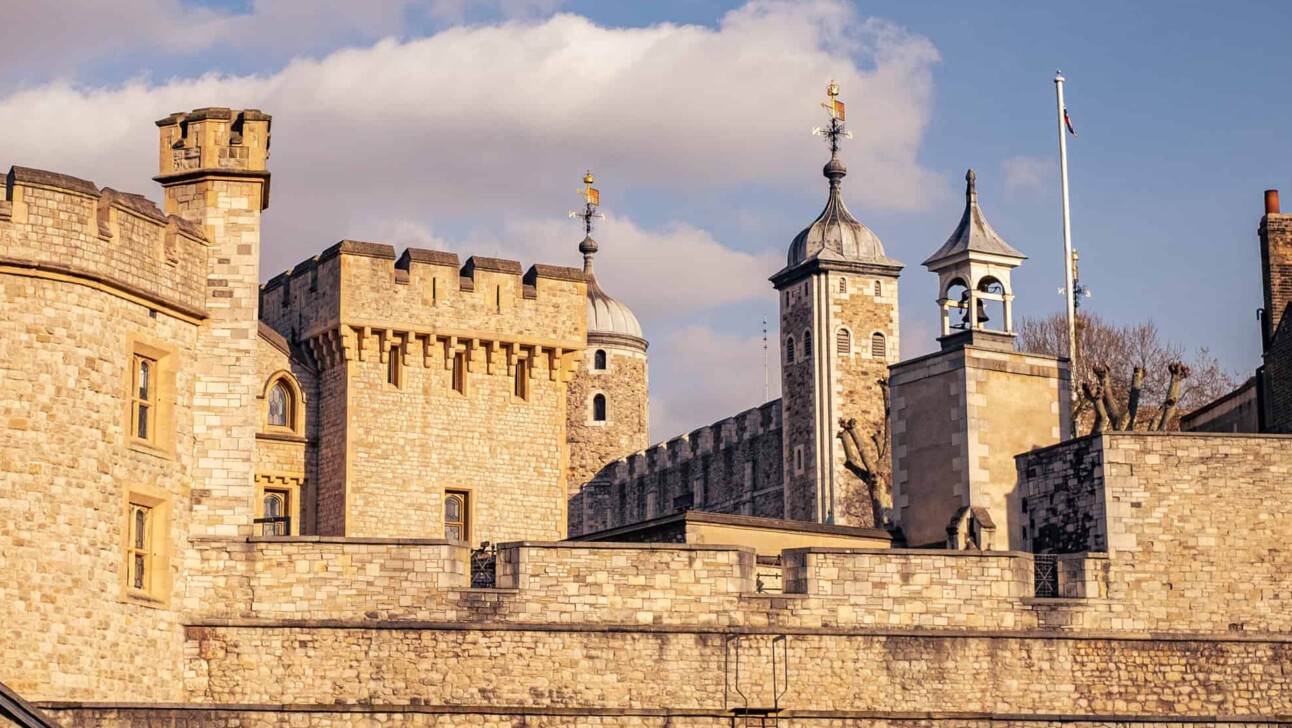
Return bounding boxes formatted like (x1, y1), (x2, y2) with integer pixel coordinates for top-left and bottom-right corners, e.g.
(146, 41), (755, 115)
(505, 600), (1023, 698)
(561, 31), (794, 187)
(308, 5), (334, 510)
(1055, 70), (1078, 384)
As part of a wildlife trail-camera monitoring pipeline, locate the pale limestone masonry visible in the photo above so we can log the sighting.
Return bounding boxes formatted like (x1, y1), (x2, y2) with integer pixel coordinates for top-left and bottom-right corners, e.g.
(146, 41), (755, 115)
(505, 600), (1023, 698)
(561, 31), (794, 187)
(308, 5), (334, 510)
(4, 105), (1292, 728)
(891, 336), (1070, 548)
(571, 400), (784, 535)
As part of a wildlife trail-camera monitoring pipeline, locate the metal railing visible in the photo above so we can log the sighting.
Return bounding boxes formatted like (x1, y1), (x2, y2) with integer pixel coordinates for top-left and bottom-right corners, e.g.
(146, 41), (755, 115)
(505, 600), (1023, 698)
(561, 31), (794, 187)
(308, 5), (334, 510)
(1033, 553), (1059, 598)
(253, 516), (291, 536)
(470, 542), (497, 589)
(755, 555), (783, 594)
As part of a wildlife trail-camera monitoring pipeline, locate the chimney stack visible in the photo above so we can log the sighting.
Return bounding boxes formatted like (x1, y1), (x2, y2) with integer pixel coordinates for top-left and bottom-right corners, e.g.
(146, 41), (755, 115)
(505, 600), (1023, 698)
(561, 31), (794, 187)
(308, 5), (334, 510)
(1261, 188), (1292, 350)
(1266, 189), (1281, 215)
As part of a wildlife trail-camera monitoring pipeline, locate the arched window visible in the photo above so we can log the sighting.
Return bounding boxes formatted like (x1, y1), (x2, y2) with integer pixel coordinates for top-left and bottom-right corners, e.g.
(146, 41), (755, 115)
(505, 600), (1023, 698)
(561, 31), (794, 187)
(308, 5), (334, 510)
(874, 280), (882, 296)
(836, 328), (851, 355)
(803, 330), (813, 357)
(128, 505), (150, 591)
(871, 332), (887, 358)
(594, 349), (607, 370)
(839, 277), (847, 294)
(268, 381), (290, 428)
(785, 337), (796, 365)
(444, 491), (469, 541)
(593, 393), (607, 422)
(261, 492), (287, 536)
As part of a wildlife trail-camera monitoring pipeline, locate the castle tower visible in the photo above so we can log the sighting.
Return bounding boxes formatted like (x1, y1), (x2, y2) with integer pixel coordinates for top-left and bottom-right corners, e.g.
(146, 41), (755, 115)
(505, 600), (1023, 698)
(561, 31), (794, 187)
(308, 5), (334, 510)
(770, 83), (902, 527)
(566, 172), (650, 532)
(155, 108), (272, 536)
(889, 170), (1069, 548)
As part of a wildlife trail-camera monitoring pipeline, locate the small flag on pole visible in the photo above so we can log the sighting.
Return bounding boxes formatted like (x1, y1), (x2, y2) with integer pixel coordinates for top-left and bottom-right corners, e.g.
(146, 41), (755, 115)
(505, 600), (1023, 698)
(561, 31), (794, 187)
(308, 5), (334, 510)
(1064, 107), (1077, 136)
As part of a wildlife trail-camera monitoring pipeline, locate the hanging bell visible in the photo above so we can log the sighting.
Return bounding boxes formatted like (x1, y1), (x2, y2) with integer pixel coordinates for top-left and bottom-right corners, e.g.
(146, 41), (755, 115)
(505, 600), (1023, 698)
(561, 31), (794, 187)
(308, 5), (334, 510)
(959, 294), (990, 327)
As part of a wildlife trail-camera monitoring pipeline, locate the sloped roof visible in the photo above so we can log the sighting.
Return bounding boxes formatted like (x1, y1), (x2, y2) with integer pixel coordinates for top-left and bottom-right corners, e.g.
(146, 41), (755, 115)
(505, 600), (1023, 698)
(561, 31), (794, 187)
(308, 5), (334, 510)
(923, 169), (1025, 268)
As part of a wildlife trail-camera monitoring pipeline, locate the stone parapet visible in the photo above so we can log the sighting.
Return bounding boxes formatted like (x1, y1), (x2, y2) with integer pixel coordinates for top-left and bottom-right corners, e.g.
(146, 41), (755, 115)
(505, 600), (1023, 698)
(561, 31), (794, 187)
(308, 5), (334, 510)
(0, 166), (210, 319)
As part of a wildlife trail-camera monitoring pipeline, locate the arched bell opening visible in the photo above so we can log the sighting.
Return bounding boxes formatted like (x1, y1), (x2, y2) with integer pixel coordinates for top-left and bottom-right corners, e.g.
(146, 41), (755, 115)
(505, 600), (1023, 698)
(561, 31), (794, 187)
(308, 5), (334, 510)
(975, 276), (1007, 333)
(940, 277), (970, 336)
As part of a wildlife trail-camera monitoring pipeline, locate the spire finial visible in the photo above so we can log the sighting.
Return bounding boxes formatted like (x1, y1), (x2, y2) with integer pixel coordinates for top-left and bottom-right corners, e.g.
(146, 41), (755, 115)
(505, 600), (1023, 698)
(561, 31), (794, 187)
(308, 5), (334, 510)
(570, 170), (604, 273)
(966, 168), (977, 200)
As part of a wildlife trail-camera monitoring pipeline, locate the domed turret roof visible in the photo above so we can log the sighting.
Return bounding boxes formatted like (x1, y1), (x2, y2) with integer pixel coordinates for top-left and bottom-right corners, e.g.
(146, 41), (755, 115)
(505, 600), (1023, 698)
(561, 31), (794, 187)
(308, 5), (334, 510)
(787, 156), (900, 268)
(579, 235), (645, 342)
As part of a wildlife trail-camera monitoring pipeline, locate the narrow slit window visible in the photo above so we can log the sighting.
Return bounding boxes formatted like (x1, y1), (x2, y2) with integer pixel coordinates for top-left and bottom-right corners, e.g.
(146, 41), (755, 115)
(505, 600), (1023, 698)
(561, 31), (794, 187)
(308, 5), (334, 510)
(785, 337), (796, 365)
(388, 344), (403, 388)
(514, 358), (529, 400)
(131, 355), (156, 442)
(127, 505), (151, 592)
(871, 332), (887, 359)
(874, 280), (882, 296)
(803, 330), (813, 357)
(593, 393), (607, 422)
(452, 351), (467, 394)
(839, 277), (847, 294)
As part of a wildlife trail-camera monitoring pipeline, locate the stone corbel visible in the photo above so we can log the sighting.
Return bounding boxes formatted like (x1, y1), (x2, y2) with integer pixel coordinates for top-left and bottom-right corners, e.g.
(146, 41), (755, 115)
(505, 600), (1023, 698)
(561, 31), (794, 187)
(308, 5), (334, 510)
(548, 347), (563, 381)
(443, 336), (458, 370)
(339, 326), (359, 364)
(486, 340), (502, 375)
(531, 345), (543, 379)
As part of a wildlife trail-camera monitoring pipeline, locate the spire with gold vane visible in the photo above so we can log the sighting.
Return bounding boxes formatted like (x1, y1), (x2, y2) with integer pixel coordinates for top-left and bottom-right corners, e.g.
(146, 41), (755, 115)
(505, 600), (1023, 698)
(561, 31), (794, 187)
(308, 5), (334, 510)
(568, 171), (643, 341)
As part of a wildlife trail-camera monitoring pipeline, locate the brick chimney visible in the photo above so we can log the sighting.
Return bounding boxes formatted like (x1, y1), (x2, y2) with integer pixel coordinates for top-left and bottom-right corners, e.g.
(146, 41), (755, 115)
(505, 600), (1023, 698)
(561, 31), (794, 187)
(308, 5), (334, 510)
(1261, 189), (1292, 351)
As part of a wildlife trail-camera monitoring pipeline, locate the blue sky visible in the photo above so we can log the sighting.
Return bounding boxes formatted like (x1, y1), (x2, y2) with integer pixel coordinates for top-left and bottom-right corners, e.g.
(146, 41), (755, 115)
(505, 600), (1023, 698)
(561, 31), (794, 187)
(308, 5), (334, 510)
(2, 0), (1288, 440)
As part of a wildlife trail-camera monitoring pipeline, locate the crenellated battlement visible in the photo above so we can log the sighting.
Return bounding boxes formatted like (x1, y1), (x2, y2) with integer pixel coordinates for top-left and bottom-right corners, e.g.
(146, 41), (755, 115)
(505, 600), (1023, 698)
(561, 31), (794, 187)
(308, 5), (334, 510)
(572, 400), (785, 532)
(260, 241), (588, 371)
(155, 108), (271, 210)
(0, 165), (210, 320)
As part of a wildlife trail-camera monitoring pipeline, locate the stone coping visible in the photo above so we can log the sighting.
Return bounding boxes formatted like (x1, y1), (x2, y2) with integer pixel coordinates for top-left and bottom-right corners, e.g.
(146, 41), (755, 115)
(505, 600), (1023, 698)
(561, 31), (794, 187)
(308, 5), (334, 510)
(179, 619), (1292, 643)
(0, 256), (209, 322)
(1016, 430), (1292, 461)
(781, 546), (1042, 558)
(38, 703), (1292, 722)
(497, 540), (754, 553)
(189, 535), (462, 546)
(572, 510), (892, 543)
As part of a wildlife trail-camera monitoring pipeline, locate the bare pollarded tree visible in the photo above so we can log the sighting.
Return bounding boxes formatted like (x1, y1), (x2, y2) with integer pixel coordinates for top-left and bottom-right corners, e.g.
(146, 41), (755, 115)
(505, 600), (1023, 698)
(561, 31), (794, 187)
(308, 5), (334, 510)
(837, 378), (892, 528)
(1018, 312), (1235, 434)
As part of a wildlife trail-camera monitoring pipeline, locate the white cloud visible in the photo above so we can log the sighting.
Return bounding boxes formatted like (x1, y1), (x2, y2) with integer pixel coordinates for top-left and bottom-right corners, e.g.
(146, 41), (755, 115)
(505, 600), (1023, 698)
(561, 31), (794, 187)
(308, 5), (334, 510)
(1002, 155), (1056, 194)
(0, 0), (941, 277)
(648, 324), (780, 442)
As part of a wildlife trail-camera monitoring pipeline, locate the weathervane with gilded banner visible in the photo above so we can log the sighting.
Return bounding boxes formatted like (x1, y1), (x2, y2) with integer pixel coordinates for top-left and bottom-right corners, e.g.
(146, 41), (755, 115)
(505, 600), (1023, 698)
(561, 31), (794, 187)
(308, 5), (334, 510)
(812, 80), (853, 154)
(569, 170), (604, 236)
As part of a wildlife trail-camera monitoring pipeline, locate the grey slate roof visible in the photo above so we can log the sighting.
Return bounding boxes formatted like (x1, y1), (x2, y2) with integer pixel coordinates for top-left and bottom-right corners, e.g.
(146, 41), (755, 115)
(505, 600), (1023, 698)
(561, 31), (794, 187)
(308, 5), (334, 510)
(787, 155), (900, 269)
(923, 169), (1026, 268)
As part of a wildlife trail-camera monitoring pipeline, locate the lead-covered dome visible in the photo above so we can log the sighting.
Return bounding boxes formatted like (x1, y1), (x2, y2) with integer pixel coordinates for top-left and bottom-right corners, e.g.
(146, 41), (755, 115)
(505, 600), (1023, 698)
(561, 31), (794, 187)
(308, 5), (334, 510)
(579, 235), (645, 342)
(787, 156), (900, 268)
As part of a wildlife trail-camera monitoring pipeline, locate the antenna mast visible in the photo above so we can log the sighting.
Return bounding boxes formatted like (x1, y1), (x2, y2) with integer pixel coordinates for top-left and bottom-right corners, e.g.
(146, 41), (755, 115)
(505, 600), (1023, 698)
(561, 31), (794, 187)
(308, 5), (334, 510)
(763, 316), (769, 403)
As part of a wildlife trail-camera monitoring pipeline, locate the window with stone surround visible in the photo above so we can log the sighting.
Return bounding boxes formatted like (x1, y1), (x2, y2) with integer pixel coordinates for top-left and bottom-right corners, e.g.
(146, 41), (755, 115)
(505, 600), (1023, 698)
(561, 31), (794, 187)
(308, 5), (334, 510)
(837, 328), (852, 355)
(839, 277), (847, 294)
(126, 338), (177, 458)
(593, 393), (607, 422)
(786, 336), (796, 365)
(514, 357), (530, 401)
(874, 280), (882, 296)
(121, 487), (171, 606)
(871, 332), (887, 359)
(594, 349), (607, 370)
(254, 476), (301, 536)
(262, 372), (304, 436)
(803, 330), (813, 357)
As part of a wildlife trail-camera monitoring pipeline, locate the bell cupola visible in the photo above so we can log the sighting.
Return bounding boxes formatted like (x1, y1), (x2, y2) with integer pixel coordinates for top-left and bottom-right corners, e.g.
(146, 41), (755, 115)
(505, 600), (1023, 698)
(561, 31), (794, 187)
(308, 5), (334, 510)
(923, 169), (1026, 349)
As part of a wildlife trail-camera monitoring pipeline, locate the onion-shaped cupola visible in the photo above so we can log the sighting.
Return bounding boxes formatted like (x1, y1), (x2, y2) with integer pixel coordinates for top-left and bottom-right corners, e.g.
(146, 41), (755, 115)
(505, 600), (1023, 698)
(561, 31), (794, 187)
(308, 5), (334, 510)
(787, 154), (900, 268)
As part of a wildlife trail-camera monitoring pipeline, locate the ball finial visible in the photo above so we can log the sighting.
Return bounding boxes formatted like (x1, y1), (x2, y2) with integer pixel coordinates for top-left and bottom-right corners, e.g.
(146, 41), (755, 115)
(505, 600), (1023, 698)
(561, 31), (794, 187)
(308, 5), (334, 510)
(583, 170), (595, 185)
(826, 80), (839, 98)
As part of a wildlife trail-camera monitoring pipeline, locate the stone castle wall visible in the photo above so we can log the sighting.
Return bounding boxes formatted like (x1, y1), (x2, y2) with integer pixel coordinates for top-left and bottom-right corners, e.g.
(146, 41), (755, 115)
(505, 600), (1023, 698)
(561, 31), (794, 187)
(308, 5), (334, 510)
(1020, 432), (1292, 633)
(565, 338), (649, 517)
(260, 243), (587, 543)
(0, 169), (207, 702)
(571, 400), (784, 535)
(779, 276), (819, 522)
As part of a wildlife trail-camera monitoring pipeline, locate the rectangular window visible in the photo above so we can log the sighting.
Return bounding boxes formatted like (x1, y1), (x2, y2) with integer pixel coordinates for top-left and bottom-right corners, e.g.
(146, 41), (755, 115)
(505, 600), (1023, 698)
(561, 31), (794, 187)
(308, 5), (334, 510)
(444, 490), (469, 542)
(257, 487), (292, 536)
(514, 357), (529, 400)
(122, 488), (170, 605)
(127, 504), (152, 592)
(131, 354), (156, 442)
(388, 342), (404, 388)
(452, 352), (468, 395)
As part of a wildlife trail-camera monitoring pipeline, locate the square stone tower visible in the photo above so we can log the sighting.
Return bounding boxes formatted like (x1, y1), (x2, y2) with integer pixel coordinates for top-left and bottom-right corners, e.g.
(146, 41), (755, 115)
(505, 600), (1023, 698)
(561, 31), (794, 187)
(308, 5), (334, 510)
(155, 108), (272, 536)
(890, 170), (1069, 548)
(771, 139), (902, 528)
